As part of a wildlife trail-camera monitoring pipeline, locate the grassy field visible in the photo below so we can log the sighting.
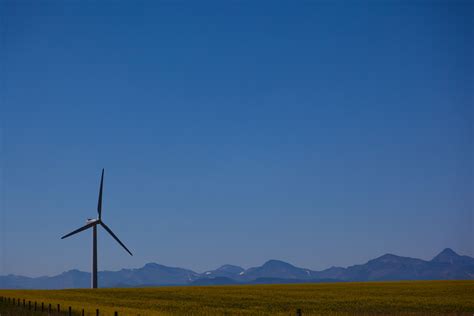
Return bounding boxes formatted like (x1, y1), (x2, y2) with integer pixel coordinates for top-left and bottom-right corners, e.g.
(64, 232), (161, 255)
(1, 281), (473, 316)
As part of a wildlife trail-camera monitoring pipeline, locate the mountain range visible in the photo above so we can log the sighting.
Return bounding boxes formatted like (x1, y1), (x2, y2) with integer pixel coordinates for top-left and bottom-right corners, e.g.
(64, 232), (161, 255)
(1, 248), (473, 289)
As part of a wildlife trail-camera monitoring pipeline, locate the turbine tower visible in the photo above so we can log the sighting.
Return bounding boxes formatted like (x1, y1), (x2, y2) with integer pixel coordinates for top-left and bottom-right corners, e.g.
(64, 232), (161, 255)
(61, 169), (133, 288)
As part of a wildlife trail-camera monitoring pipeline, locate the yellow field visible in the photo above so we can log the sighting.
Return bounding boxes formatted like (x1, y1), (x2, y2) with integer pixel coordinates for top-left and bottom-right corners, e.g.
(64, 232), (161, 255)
(1, 281), (473, 315)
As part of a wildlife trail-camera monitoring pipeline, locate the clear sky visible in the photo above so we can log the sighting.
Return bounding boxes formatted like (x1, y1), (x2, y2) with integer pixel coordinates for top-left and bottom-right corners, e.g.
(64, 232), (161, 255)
(1, 1), (472, 277)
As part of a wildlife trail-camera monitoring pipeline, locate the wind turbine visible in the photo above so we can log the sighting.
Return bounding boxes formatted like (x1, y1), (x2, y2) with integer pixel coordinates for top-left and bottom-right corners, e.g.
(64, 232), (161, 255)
(61, 169), (133, 289)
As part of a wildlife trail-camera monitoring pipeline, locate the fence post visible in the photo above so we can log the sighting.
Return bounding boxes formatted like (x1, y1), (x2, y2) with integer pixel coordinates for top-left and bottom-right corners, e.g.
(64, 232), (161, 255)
(42, 302), (44, 312)
(23, 298), (25, 307)
(114, 311), (118, 316)
(18, 298), (20, 306)
(29, 300), (31, 309)
(58, 303), (61, 313)
(69, 306), (72, 316)
(82, 308), (85, 316)
(296, 308), (302, 316)
(96, 308), (99, 316)
(49, 303), (51, 313)
(35, 301), (37, 311)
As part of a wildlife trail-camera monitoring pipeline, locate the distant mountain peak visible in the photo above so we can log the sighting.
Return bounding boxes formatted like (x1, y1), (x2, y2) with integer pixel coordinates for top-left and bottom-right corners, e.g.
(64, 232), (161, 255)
(379, 253), (399, 259)
(240, 260), (316, 281)
(202, 264), (244, 278)
(377, 251), (436, 265)
(432, 248), (461, 263)
(262, 260), (295, 268)
(143, 262), (163, 269)
(369, 253), (402, 264)
(439, 248), (458, 256)
(215, 264), (244, 272)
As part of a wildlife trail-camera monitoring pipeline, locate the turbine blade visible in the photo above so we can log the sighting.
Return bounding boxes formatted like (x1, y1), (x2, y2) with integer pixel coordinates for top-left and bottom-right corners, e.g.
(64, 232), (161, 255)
(61, 221), (96, 239)
(97, 169), (104, 220)
(100, 222), (133, 256)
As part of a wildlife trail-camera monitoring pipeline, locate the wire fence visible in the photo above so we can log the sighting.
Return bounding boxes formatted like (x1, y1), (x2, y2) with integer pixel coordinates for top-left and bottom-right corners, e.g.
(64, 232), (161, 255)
(0, 296), (124, 316)
(0, 296), (304, 316)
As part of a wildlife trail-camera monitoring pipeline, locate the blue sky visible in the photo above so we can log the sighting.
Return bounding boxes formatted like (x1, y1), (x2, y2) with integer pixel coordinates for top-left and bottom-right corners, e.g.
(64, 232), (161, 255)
(1, 1), (472, 276)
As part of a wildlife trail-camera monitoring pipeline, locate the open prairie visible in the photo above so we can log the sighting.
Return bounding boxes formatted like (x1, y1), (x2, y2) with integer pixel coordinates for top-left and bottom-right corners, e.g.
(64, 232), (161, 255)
(1, 281), (473, 315)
